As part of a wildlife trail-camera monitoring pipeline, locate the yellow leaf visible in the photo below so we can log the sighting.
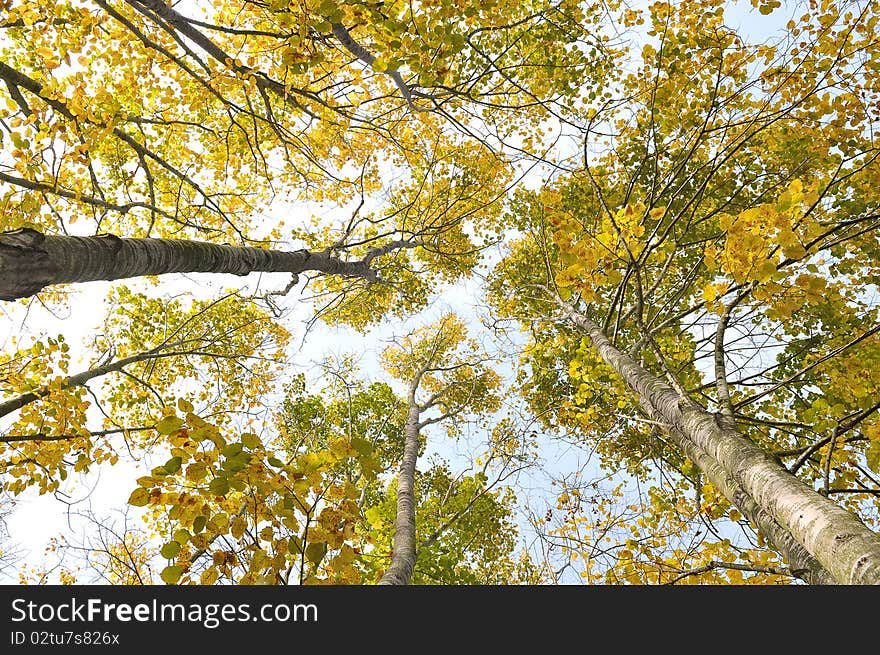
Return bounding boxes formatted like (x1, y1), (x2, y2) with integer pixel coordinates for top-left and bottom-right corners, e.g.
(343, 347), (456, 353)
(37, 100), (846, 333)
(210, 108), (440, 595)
(231, 516), (247, 540)
(200, 568), (219, 585)
(754, 259), (776, 283)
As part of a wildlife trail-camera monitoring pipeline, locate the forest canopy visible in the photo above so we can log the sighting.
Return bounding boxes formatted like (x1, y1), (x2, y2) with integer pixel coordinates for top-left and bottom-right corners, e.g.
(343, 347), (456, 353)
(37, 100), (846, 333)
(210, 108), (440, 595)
(0, 0), (879, 585)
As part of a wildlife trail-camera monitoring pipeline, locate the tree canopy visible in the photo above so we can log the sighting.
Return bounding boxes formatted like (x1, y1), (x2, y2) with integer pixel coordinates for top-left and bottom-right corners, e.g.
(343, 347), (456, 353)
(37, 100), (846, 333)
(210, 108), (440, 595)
(1, 0), (879, 585)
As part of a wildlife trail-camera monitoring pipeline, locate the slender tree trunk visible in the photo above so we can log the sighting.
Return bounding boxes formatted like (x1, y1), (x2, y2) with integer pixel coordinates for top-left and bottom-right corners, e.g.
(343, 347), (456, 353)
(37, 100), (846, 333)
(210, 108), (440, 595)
(560, 301), (880, 584)
(378, 401), (421, 585)
(0, 229), (381, 301)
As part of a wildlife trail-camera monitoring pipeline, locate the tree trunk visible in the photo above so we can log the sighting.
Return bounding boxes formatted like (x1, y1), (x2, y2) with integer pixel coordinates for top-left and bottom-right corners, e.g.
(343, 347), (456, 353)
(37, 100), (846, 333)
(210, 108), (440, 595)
(0, 229), (380, 301)
(378, 401), (421, 585)
(639, 394), (835, 584)
(561, 301), (880, 585)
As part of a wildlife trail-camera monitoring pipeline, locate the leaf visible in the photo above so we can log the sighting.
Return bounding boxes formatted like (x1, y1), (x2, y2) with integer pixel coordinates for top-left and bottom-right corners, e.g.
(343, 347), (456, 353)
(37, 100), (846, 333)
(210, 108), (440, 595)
(177, 398), (194, 413)
(185, 462), (208, 482)
(754, 259), (777, 283)
(156, 416), (184, 435)
(231, 516), (248, 540)
(161, 541), (181, 559)
(241, 433), (261, 449)
(867, 442), (880, 473)
(193, 515), (208, 534)
(160, 565), (183, 585)
(209, 476), (230, 496)
(305, 541), (327, 566)
(163, 456), (182, 474)
(350, 436), (372, 457)
(127, 488), (149, 507)
(364, 506), (383, 528)
(200, 568), (219, 585)
(222, 452), (251, 473)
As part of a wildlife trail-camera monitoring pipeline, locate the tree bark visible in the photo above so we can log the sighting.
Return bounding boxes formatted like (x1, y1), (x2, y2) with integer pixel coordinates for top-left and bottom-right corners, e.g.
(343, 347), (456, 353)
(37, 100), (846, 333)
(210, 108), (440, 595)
(0, 229), (381, 301)
(378, 401), (421, 585)
(560, 301), (880, 585)
(639, 394), (835, 584)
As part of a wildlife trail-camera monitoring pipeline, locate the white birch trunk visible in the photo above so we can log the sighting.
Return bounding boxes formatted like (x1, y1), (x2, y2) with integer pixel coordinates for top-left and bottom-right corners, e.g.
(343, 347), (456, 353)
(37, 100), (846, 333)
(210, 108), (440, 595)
(562, 302), (880, 584)
(377, 402), (421, 585)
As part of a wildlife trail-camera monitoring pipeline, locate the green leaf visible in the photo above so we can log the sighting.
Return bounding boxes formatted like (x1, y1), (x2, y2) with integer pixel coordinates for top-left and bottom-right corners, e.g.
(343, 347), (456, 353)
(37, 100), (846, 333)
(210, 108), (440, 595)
(317, 0), (343, 21)
(241, 433), (261, 449)
(160, 565), (183, 585)
(755, 259), (777, 283)
(867, 442), (880, 473)
(185, 462), (208, 481)
(209, 476), (230, 496)
(364, 506), (383, 528)
(127, 488), (149, 507)
(164, 456), (182, 474)
(160, 541), (181, 559)
(193, 515), (208, 533)
(305, 541), (327, 566)
(351, 436), (372, 457)
(156, 415), (184, 435)
(177, 398), (194, 413)
(222, 452), (250, 473)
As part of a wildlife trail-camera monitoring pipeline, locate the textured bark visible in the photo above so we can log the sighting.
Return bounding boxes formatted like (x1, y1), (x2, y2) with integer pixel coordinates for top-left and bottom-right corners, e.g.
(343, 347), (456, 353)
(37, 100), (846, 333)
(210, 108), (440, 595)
(0, 229), (381, 301)
(378, 402), (422, 585)
(639, 395), (835, 584)
(561, 302), (880, 585)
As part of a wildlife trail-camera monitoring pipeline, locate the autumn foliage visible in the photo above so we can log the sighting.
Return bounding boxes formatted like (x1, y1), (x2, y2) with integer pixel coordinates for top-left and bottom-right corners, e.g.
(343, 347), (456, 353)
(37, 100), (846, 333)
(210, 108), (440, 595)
(1, 0), (879, 585)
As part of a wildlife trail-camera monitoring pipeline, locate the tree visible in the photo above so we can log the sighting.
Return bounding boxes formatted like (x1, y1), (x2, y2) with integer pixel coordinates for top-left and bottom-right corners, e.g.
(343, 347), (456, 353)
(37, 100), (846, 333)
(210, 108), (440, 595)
(90, 360), (530, 585)
(490, 0), (880, 583)
(375, 314), (502, 584)
(1, 0), (582, 584)
(1, 288), (289, 495)
(0, 0), (605, 275)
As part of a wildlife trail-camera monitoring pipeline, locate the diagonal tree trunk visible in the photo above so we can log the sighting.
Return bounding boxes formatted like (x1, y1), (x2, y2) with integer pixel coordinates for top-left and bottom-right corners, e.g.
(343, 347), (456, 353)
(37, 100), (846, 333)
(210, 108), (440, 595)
(559, 299), (880, 585)
(0, 228), (391, 301)
(638, 394), (835, 584)
(378, 400), (421, 585)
